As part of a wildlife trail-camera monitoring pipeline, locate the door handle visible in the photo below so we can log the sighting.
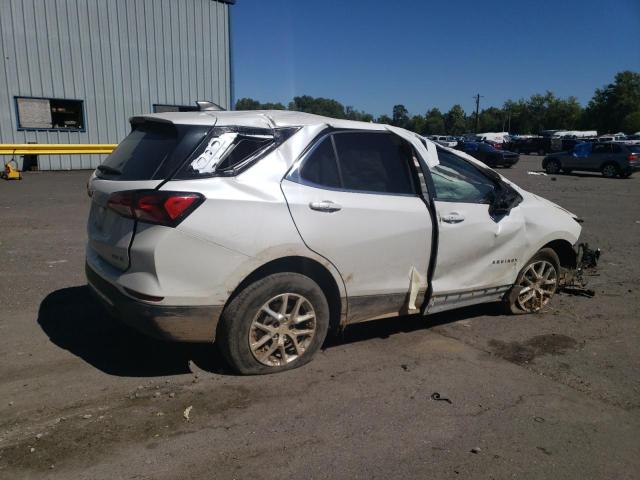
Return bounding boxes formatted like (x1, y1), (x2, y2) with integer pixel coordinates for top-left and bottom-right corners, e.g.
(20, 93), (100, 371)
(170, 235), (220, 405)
(441, 212), (465, 224)
(309, 200), (342, 213)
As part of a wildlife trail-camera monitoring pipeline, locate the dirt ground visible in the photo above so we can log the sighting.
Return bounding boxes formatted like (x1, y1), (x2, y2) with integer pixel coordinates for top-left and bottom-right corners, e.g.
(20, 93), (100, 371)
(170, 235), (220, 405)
(0, 156), (639, 480)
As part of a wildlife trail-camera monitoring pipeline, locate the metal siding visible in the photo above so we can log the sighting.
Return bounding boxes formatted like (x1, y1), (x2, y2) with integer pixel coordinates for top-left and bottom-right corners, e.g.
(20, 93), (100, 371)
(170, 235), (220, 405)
(0, 0), (231, 170)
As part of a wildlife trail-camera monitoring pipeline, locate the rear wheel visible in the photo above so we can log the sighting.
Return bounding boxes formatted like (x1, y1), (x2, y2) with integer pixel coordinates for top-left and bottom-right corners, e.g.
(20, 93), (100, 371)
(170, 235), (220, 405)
(601, 163), (619, 178)
(545, 159), (561, 174)
(504, 248), (560, 314)
(218, 272), (330, 375)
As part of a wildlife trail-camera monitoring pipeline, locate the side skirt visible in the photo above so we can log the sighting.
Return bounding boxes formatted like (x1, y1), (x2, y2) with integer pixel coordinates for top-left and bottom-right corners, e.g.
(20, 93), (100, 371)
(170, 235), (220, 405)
(426, 285), (511, 314)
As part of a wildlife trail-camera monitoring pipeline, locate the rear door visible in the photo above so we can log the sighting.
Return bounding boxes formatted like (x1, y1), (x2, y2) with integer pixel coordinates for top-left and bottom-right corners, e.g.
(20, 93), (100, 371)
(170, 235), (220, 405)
(428, 148), (526, 309)
(282, 131), (432, 321)
(587, 143), (612, 170)
(88, 119), (211, 270)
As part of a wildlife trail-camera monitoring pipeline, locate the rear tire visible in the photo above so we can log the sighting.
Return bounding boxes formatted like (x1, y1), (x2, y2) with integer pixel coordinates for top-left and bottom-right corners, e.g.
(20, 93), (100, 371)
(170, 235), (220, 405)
(601, 163), (619, 178)
(545, 159), (561, 174)
(217, 272), (330, 375)
(504, 248), (560, 315)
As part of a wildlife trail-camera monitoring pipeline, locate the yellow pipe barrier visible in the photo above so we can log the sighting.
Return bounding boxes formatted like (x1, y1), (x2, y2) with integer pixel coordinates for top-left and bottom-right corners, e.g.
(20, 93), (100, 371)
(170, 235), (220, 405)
(0, 144), (117, 155)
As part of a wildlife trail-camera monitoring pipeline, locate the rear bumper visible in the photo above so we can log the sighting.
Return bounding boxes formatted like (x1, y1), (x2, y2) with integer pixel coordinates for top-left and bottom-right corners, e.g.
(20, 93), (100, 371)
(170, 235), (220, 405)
(86, 262), (222, 343)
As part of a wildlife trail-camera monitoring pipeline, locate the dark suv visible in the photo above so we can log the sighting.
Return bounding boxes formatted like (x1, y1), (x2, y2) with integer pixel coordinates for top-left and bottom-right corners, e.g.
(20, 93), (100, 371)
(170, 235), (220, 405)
(455, 141), (519, 167)
(542, 142), (640, 178)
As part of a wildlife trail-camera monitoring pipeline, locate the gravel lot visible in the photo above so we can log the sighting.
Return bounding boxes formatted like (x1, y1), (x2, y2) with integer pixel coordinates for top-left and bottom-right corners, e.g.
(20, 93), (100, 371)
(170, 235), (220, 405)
(1, 155), (639, 479)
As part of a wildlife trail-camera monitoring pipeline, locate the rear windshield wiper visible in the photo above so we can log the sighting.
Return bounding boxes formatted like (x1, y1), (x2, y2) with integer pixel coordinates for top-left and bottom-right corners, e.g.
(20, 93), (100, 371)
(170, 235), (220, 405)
(97, 165), (122, 175)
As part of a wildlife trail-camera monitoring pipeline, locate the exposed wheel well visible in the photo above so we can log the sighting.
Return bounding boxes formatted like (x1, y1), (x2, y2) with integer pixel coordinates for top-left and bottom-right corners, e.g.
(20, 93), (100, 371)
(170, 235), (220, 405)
(542, 239), (577, 270)
(224, 256), (342, 331)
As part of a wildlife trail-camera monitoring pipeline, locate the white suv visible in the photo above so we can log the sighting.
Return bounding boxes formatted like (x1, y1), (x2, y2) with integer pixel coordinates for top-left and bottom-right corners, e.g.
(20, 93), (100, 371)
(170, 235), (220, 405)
(87, 110), (586, 374)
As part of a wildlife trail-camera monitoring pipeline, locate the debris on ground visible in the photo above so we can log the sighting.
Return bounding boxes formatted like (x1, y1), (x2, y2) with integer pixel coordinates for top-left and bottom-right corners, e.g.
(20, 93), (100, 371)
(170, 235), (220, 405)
(561, 243), (601, 297)
(183, 406), (193, 421)
(401, 364), (409, 371)
(431, 392), (452, 404)
(527, 171), (547, 176)
(471, 447), (481, 454)
(82, 414), (92, 419)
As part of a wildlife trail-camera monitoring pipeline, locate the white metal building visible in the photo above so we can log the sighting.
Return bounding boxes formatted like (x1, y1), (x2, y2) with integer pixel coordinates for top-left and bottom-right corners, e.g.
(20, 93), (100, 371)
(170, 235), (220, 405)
(0, 0), (234, 170)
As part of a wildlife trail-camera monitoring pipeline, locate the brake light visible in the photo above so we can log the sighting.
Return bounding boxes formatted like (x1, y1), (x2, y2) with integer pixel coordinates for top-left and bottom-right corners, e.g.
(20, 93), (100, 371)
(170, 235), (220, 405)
(628, 153), (638, 162)
(107, 190), (204, 226)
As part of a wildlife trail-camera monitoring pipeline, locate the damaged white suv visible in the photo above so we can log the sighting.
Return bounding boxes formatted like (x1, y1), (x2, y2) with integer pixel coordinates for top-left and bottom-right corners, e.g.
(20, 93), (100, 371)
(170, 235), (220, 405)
(86, 109), (589, 374)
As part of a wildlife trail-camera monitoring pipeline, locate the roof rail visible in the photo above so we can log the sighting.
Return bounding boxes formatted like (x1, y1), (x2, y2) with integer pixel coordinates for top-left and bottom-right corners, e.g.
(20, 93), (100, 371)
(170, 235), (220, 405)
(195, 101), (225, 111)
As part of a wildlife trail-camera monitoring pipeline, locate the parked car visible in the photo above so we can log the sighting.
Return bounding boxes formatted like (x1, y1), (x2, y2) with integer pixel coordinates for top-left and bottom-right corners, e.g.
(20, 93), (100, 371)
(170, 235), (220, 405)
(87, 110), (589, 374)
(598, 134), (626, 143)
(428, 135), (457, 147)
(542, 142), (640, 178)
(455, 141), (519, 167)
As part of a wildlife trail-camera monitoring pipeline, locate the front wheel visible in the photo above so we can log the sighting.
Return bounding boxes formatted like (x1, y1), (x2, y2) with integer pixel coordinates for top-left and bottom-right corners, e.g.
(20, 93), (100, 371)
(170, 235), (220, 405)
(545, 159), (561, 174)
(217, 272), (330, 375)
(504, 248), (560, 314)
(601, 163), (619, 178)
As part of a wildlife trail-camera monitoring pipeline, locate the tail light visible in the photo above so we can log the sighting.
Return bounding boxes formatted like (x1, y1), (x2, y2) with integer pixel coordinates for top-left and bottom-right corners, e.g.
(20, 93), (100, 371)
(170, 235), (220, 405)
(107, 190), (204, 227)
(628, 153), (638, 162)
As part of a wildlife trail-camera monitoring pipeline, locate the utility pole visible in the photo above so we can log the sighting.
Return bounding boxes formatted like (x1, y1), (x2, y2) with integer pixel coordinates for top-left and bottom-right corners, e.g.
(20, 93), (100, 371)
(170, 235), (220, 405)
(473, 94), (483, 133)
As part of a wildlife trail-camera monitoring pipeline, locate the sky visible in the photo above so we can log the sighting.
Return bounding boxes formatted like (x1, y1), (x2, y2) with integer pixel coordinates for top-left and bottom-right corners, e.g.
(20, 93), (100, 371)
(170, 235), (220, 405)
(231, 0), (640, 117)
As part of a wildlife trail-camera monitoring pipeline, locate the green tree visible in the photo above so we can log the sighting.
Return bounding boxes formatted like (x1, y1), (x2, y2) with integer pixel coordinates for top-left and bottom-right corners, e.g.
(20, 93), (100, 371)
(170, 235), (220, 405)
(622, 111), (640, 133)
(424, 108), (445, 135)
(288, 95), (346, 118)
(392, 104), (410, 128)
(444, 104), (467, 135)
(345, 106), (373, 122)
(234, 97), (285, 110)
(583, 71), (640, 133)
(478, 107), (505, 132)
(375, 114), (393, 124)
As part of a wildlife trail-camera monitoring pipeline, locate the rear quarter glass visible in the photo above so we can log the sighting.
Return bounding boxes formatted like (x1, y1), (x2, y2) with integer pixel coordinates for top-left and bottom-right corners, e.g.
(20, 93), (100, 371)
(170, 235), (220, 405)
(97, 122), (211, 181)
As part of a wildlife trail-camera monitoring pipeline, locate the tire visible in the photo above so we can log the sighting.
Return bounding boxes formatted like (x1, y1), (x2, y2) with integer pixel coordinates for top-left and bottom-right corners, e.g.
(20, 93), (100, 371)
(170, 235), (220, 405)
(217, 272), (330, 375)
(503, 248), (560, 315)
(601, 163), (619, 178)
(545, 159), (561, 174)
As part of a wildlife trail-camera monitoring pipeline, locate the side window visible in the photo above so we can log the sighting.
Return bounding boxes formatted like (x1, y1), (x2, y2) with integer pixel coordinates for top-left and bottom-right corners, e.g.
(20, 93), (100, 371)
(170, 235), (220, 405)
(430, 148), (496, 203)
(333, 132), (415, 195)
(611, 144), (622, 154)
(592, 144), (611, 154)
(298, 137), (341, 188)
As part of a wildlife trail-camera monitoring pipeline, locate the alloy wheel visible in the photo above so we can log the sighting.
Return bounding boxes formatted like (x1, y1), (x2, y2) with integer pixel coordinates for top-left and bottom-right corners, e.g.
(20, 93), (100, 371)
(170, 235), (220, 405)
(249, 293), (317, 367)
(516, 260), (557, 312)
(546, 161), (560, 174)
(602, 165), (618, 178)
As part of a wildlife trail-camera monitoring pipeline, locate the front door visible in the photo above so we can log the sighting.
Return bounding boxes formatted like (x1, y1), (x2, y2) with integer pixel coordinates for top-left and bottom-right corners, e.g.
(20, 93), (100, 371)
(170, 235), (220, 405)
(427, 148), (526, 312)
(282, 131), (432, 322)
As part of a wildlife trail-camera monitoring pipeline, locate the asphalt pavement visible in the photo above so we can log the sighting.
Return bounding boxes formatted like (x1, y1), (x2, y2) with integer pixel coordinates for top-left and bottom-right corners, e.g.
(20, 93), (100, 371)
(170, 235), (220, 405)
(0, 156), (639, 479)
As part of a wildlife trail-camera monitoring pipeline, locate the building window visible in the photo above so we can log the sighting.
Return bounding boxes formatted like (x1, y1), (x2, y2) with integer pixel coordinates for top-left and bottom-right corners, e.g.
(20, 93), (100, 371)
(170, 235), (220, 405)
(15, 96), (85, 131)
(152, 104), (198, 113)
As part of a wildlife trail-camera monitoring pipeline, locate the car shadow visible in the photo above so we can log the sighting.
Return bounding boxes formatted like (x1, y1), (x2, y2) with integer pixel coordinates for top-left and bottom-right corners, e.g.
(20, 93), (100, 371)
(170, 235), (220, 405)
(37, 286), (230, 377)
(38, 286), (503, 377)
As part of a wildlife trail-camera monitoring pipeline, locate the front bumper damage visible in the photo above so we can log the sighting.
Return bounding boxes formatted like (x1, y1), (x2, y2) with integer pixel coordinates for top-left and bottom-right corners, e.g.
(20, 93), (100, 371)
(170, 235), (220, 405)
(559, 243), (601, 296)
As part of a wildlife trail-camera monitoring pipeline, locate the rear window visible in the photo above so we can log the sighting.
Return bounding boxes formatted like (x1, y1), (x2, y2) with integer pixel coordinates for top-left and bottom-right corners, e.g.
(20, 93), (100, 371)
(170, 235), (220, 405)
(97, 121), (210, 180)
(175, 126), (297, 179)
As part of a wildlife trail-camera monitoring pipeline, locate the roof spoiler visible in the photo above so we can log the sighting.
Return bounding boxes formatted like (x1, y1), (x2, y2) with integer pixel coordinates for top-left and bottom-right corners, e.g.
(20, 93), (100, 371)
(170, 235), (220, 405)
(195, 101), (225, 111)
